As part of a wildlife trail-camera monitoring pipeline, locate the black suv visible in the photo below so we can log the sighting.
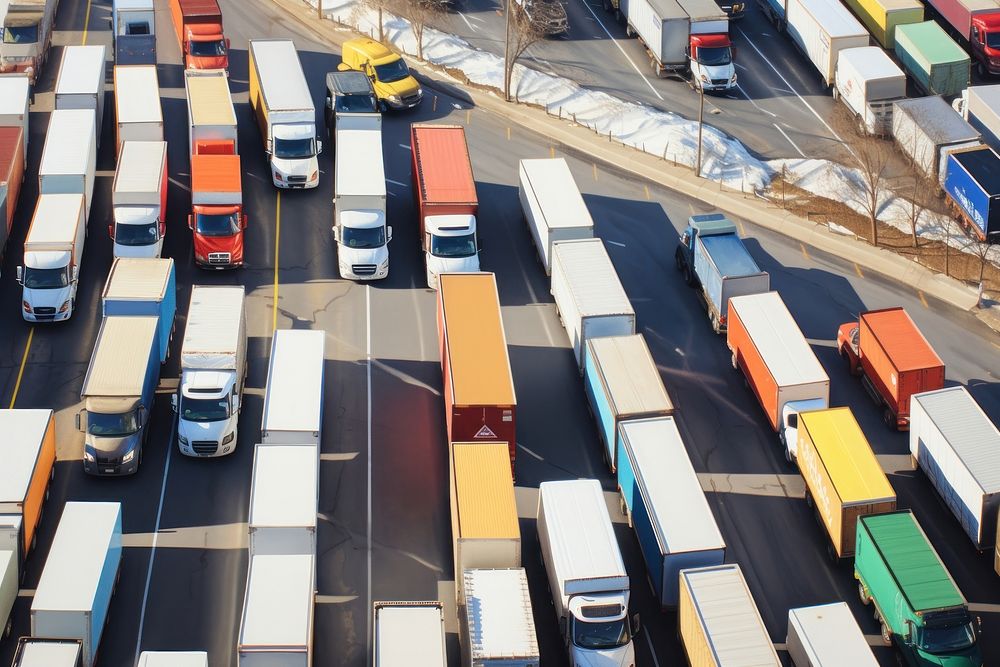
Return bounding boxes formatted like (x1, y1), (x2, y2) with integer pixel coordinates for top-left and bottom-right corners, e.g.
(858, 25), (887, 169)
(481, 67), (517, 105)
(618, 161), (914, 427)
(324, 71), (379, 144)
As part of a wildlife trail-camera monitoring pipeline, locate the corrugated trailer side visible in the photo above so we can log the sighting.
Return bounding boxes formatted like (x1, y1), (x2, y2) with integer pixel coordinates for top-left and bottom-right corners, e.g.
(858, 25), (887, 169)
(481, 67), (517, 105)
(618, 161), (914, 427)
(727, 296), (780, 430)
(0, 410), (56, 559)
(0, 127), (24, 244)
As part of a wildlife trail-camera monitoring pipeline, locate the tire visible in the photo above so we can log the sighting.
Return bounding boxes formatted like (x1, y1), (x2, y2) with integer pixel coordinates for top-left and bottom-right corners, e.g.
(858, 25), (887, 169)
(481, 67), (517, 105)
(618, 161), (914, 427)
(805, 490), (813, 508)
(784, 446), (792, 464)
(674, 248), (685, 271)
(858, 581), (869, 605)
(625, 23), (633, 37)
(3, 616), (11, 640)
(619, 493), (627, 516)
(880, 619), (892, 645)
(730, 353), (738, 370)
(978, 61), (986, 78)
(711, 312), (721, 334)
(883, 408), (895, 429)
(683, 266), (693, 286)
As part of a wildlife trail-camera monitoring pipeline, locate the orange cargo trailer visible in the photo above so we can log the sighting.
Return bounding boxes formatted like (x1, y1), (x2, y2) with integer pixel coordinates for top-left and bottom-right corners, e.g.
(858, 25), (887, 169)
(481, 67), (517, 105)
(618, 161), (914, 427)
(0, 127), (24, 258)
(437, 273), (517, 472)
(837, 307), (944, 429)
(0, 410), (56, 570)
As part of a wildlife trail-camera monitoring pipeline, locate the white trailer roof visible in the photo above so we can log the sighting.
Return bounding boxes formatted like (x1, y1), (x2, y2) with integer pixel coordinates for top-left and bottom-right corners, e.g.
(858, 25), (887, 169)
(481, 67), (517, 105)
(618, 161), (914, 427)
(374, 603), (446, 666)
(185, 69), (236, 127)
(788, 603), (878, 666)
(620, 417), (725, 554)
(250, 444), (318, 529)
(27, 194), (85, 246)
(463, 569), (539, 660)
(912, 387), (1000, 493)
(839, 47), (905, 81)
(681, 564), (780, 666)
(15, 640), (82, 666)
(729, 291), (827, 388)
(55, 45), (106, 97)
(103, 257), (172, 302)
(116, 0), (154, 9)
(32, 502), (121, 612)
(969, 84), (1000, 114)
(262, 329), (325, 437)
(519, 158), (594, 231)
(588, 335), (673, 417)
(181, 286), (245, 369)
(240, 553), (314, 649)
(249, 39), (313, 112)
(82, 317), (159, 397)
(335, 115), (385, 198)
(551, 239), (634, 318)
(0, 409), (51, 505)
(114, 141), (166, 198)
(114, 65), (162, 123)
(0, 76), (29, 116)
(39, 109), (96, 177)
(137, 652), (208, 667)
(803, 0), (865, 36)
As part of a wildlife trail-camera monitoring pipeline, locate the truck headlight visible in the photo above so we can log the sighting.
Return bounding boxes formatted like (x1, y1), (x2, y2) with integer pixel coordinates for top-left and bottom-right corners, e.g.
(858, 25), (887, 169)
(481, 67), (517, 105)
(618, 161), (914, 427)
(387, 94), (401, 104)
(58, 300), (71, 313)
(178, 435), (189, 446)
(700, 74), (709, 82)
(83, 450), (95, 462)
(122, 449), (135, 463)
(730, 73), (737, 83)
(222, 431), (235, 445)
(379, 259), (389, 271)
(274, 171), (283, 182)
(310, 171), (318, 181)
(22, 301), (31, 313)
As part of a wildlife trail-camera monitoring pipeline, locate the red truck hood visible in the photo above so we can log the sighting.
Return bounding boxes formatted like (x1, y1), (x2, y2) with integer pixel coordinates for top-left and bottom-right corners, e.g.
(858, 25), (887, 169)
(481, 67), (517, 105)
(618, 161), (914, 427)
(194, 230), (243, 263)
(690, 33), (732, 47)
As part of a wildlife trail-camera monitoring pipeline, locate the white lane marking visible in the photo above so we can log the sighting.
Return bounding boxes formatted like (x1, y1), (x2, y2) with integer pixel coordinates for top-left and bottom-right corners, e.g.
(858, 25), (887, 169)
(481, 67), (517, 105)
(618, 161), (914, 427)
(644, 627), (662, 667)
(606, 239), (627, 247)
(530, 55), (556, 75)
(466, 13), (486, 22)
(133, 418), (176, 664)
(386, 178), (408, 187)
(365, 284), (374, 666)
(517, 443), (544, 460)
(735, 83), (777, 118)
(734, 62), (748, 71)
(458, 12), (479, 32)
(773, 123), (806, 158)
(575, 0), (664, 100)
(398, 143), (410, 150)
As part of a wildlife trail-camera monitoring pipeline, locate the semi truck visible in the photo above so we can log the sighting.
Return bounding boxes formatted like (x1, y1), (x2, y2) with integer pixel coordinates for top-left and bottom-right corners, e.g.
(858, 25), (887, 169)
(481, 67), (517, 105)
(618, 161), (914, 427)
(261, 329), (325, 445)
(727, 291), (829, 459)
(841, 0), (922, 48)
(786, 603), (879, 666)
(834, 47), (907, 136)
(617, 417), (726, 609)
(855, 511), (981, 665)
(518, 158), (594, 275)
(38, 109), (97, 220)
(410, 124), (480, 289)
(460, 569), (540, 667)
(921, 0), (1000, 77)
(101, 257), (176, 364)
(537, 479), (638, 667)
(676, 213), (769, 333)
(943, 144), (1000, 241)
(333, 112), (389, 279)
(17, 194), (87, 323)
(174, 286), (246, 457)
(249, 443), (318, 557)
(169, 0), (229, 70)
(30, 502), (122, 667)
(450, 442), (521, 599)
(894, 21), (970, 97)
(893, 96), (980, 183)
(54, 45), (106, 149)
(584, 334), (674, 471)
(955, 85), (1000, 152)
(762, 0), (868, 86)
(111, 141), (168, 258)
(111, 0), (155, 65)
(795, 407), (896, 560)
(910, 386), (1000, 551)
(678, 564), (780, 667)
(838, 307), (945, 429)
(0, 0), (57, 83)
(113, 65), (163, 152)
(10, 638), (84, 667)
(0, 125), (24, 259)
(551, 238), (636, 371)
(248, 39), (321, 189)
(437, 273), (517, 467)
(0, 75), (29, 161)
(237, 553), (315, 666)
(373, 602), (447, 667)
(77, 316), (160, 475)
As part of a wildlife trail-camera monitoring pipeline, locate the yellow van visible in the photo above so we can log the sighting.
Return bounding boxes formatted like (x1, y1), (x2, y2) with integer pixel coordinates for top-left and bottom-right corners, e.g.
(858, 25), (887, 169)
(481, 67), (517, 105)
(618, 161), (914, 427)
(338, 38), (422, 110)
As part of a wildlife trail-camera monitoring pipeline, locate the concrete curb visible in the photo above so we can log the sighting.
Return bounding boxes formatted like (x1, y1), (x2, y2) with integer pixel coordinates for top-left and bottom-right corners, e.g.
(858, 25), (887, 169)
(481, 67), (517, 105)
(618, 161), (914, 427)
(274, 0), (1000, 334)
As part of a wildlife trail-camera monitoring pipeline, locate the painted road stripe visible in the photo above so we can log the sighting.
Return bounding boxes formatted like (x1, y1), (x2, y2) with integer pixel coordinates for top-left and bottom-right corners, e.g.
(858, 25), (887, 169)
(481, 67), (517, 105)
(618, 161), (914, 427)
(273, 191), (281, 332)
(8, 328), (33, 408)
(854, 262), (864, 278)
(772, 123), (805, 158)
(643, 184), (650, 200)
(576, 0), (663, 101)
(918, 290), (928, 308)
(799, 242), (810, 260)
(365, 284), (374, 664)
(81, 0), (93, 44)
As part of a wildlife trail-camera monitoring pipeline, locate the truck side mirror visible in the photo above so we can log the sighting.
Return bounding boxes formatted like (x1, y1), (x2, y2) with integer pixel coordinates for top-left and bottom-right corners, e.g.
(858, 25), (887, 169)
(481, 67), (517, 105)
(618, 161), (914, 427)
(160, 222), (166, 237)
(731, 46), (737, 58)
(15, 266), (22, 284)
(232, 394), (240, 412)
(170, 394), (178, 413)
(72, 266), (80, 282)
(188, 214), (194, 231)
(108, 224), (114, 238)
(241, 214), (248, 230)
(386, 226), (393, 243)
(631, 613), (642, 636)
(681, 231), (691, 245)
(316, 140), (323, 155)
(225, 38), (230, 49)
(332, 226), (340, 242)
(903, 620), (913, 644)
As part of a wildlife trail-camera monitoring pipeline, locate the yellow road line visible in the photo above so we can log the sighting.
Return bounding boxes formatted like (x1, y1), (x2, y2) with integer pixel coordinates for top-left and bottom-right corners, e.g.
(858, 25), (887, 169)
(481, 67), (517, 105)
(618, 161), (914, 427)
(465, 109), (471, 125)
(272, 191), (281, 333)
(592, 163), (598, 181)
(549, 145), (555, 158)
(917, 289), (928, 308)
(81, 0), (93, 44)
(505, 126), (510, 141)
(853, 262), (863, 278)
(737, 220), (746, 236)
(643, 184), (650, 201)
(9, 328), (34, 408)
(799, 242), (810, 260)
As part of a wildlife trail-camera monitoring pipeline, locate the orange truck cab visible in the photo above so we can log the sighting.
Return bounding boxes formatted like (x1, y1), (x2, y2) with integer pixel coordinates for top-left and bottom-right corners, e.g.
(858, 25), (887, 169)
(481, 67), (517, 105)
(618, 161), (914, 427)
(190, 152), (245, 268)
(169, 0), (229, 70)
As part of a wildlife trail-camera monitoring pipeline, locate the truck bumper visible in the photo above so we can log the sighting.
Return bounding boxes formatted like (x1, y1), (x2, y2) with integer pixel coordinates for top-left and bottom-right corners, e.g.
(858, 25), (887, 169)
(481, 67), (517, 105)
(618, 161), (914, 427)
(84, 459), (139, 476)
(22, 310), (71, 323)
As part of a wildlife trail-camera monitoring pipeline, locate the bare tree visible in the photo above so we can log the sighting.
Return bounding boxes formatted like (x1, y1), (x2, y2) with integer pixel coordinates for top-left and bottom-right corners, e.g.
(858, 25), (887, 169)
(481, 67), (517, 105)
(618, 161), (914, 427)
(850, 136), (893, 247)
(399, 0), (447, 59)
(361, 0), (399, 42)
(969, 236), (995, 287)
(503, 0), (546, 102)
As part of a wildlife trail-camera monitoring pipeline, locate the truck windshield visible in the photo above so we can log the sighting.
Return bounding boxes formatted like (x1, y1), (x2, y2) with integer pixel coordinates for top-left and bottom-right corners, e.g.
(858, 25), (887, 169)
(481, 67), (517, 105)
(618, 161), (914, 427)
(988, 33), (1000, 49)
(919, 622), (976, 652)
(374, 59), (410, 83)
(116, 222), (158, 246)
(697, 46), (732, 66)
(189, 39), (226, 56)
(196, 213), (240, 237)
(431, 232), (477, 258)
(22, 267), (69, 289)
(3, 25), (38, 44)
(274, 137), (314, 160)
(336, 94), (378, 113)
(572, 617), (630, 650)
(181, 396), (230, 422)
(342, 225), (386, 249)
(88, 411), (139, 437)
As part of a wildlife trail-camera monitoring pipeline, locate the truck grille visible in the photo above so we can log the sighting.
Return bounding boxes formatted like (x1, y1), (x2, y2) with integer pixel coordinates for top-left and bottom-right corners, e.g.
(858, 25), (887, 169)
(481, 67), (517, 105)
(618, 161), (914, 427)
(352, 264), (377, 276)
(192, 441), (218, 455)
(33, 307), (56, 316)
(287, 175), (307, 184)
(402, 93), (422, 107)
(208, 252), (231, 265)
(711, 78), (729, 86)
(96, 454), (121, 466)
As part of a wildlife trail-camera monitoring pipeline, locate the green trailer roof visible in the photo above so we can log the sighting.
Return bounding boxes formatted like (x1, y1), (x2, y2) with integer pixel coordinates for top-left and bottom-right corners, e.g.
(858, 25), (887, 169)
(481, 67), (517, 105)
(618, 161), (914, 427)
(896, 21), (967, 64)
(860, 512), (964, 612)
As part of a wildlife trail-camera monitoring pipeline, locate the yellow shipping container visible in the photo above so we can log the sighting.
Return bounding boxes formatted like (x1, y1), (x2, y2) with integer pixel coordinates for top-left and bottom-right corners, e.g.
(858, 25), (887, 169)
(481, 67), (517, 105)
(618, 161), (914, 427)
(843, 0), (923, 49)
(797, 408), (896, 558)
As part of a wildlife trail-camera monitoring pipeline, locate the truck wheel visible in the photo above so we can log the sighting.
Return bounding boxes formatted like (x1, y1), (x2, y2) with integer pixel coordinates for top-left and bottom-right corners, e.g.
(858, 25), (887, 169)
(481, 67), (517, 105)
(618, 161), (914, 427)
(804, 490), (813, 508)
(880, 619), (892, 645)
(674, 248), (684, 271)
(730, 353), (738, 370)
(3, 616), (11, 639)
(784, 446), (792, 464)
(711, 312), (721, 334)
(831, 87), (839, 101)
(683, 266), (693, 286)
(882, 408), (895, 429)
(978, 61), (987, 78)
(858, 581), (869, 605)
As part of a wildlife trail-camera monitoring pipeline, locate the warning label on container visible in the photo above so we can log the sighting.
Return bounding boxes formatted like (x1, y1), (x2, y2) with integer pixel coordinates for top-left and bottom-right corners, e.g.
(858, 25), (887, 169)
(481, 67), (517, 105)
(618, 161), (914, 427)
(473, 425), (496, 439)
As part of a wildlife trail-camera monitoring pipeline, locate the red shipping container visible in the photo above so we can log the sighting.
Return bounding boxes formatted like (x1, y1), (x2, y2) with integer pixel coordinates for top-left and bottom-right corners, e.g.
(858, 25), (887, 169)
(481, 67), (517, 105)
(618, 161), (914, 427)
(0, 126), (25, 256)
(859, 308), (944, 428)
(410, 123), (478, 235)
(437, 273), (517, 472)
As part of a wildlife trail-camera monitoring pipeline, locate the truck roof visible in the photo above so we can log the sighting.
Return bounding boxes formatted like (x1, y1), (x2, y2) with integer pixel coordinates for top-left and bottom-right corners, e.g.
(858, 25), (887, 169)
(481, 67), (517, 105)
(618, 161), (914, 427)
(239, 553), (314, 650)
(374, 602), (446, 666)
(438, 273), (516, 407)
(114, 141), (167, 198)
(39, 109), (95, 177)
(82, 316), (158, 397)
(951, 145), (1000, 194)
(676, 0), (726, 20)
(249, 444), (318, 530)
(838, 47), (906, 82)
(326, 70), (373, 96)
(55, 45), (106, 97)
(894, 96), (979, 145)
(896, 21), (969, 65)
(115, 0), (154, 9)
(858, 511), (965, 612)
(860, 307), (943, 373)
(452, 443), (519, 539)
(0, 409), (52, 505)
(185, 69), (236, 128)
(587, 335), (673, 418)
(550, 239), (634, 318)
(794, 0), (866, 37)
(26, 194), (85, 246)
(191, 153), (241, 196)
(262, 329), (325, 437)
(798, 408), (895, 504)
(411, 124), (477, 207)
(175, 0), (221, 18)
(788, 603), (878, 666)
(698, 233), (762, 278)
(102, 257), (173, 302)
(689, 212), (735, 235)
(114, 65), (163, 123)
(462, 569), (539, 660)
(32, 502), (121, 612)
(248, 39), (313, 112)
(13, 639), (83, 667)
(137, 653), (208, 667)
(0, 75), (29, 118)
(519, 158), (594, 231)
(181, 285), (245, 367)
(335, 114), (385, 197)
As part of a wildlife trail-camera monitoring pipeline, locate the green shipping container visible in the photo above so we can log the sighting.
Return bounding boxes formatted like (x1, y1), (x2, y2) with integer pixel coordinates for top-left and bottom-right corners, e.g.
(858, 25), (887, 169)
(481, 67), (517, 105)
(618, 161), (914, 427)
(894, 22), (970, 96)
(842, 0), (922, 49)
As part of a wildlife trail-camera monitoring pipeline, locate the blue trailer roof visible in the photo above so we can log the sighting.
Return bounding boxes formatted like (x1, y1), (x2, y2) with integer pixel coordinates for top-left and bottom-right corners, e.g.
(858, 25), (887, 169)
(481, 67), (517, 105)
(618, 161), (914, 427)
(699, 233), (761, 277)
(953, 146), (1000, 195)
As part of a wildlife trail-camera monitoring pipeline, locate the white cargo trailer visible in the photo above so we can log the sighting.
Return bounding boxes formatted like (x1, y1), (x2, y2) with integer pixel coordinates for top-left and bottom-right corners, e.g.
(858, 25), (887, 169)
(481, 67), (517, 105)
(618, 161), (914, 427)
(518, 158), (594, 275)
(261, 329), (325, 444)
(373, 601), (447, 667)
(113, 65), (163, 151)
(185, 68), (238, 155)
(238, 553), (315, 667)
(786, 603), (878, 667)
(0, 549), (15, 638)
(785, 0), (869, 86)
(835, 47), (906, 136)
(0, 75), (30, 161)
(112, 141), (168, 258)
(893, 96), (981, 181)
(910, 386), (1000, 550)
(550, 239), (635, 373)
(10, 638), (83, 667)
(961, 84), (1000, 153)
(39, 110), (97, 219)
(249, 443), (318, 557)
(138, 652), (209, 667)
(461, 569), (540, 667)
(54, 46), (106, 149)
(626, 0), (689, 72)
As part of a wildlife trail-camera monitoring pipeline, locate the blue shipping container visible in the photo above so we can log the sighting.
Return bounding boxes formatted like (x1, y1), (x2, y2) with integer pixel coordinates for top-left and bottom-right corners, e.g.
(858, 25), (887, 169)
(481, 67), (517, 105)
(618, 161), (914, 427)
(944, 146), (1000, 240)
(101, 258), (176, 364)
(694, 232), (768, 324)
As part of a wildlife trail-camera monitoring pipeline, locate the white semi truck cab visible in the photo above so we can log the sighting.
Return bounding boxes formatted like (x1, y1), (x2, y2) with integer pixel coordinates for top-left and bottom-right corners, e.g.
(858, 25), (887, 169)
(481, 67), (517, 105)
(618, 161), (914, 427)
(17, 194), (87, 323)
(780, 397), (829, 458)
(423, 215), (479, 288)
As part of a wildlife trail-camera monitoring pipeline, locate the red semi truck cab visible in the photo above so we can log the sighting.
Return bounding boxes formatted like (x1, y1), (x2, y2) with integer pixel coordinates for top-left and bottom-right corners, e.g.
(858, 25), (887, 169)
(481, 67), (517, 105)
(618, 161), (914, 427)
(970, 13), (1000, 75)
(189, 152), (245, 268)
(169, 0), (229, 70)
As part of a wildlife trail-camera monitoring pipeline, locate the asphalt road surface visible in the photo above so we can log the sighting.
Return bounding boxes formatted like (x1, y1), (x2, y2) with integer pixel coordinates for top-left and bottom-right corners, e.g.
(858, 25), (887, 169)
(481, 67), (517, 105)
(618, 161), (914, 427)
(0, 0), (997, 665)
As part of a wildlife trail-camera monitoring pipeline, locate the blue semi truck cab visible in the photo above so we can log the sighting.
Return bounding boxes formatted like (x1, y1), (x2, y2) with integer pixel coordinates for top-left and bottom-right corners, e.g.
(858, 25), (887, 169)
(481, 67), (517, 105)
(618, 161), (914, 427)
(675, 213), (770, 333)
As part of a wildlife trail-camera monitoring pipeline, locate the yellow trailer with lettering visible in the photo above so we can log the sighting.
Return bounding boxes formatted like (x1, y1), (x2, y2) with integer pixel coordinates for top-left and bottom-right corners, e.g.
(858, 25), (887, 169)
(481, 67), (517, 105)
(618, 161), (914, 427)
(842, 0), (923, 48)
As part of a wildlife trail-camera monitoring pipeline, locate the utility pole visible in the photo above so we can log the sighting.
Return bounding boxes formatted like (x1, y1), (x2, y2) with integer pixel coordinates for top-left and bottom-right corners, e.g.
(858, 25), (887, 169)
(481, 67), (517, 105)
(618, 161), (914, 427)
(317, 0), (322, 20)
(695, 84), (704, 178)
(503, 0), (511, 101)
